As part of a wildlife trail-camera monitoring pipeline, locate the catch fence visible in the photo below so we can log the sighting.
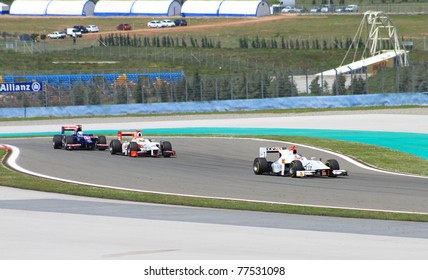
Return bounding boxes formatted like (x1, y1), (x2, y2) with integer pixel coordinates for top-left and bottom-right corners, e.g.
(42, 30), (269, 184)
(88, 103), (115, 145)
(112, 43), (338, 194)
(1, 64), (427, 108)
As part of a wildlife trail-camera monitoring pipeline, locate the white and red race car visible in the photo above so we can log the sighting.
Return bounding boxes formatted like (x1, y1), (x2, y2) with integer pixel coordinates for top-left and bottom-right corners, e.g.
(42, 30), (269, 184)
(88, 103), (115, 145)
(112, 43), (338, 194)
(109, 130), (176, 157)
(253, 146), (348, 178)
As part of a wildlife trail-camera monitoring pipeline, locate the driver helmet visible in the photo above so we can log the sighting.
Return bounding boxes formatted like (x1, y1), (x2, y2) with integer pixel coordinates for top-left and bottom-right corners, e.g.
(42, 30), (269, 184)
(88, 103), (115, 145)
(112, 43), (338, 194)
(293, 149), (302, 159)
(77, 131), (83, 137)
(136, 131), (144, 140)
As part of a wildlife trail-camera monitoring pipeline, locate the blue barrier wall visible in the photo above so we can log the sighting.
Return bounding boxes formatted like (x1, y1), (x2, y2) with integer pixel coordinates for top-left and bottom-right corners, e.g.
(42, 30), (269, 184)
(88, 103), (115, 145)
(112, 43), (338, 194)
(1, 92), (427, 118)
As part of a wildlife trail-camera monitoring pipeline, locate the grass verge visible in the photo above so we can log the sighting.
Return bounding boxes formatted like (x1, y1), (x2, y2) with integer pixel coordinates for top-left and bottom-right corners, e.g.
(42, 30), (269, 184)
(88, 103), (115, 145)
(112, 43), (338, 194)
(1, 134), (427, 222)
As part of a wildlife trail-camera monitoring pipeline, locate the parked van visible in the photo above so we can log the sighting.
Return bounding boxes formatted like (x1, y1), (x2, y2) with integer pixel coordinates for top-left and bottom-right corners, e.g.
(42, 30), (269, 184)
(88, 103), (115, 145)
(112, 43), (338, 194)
(64, 28), (82, 38)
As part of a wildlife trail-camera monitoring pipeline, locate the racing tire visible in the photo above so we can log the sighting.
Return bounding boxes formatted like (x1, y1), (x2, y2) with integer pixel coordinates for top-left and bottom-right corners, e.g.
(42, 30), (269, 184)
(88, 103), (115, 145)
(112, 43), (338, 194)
(267, 161), (273, 173)
(253, 157), (268, 175)
(97, 136), (107, 151)
(65, 135), (74, 150)
(129, 142), (139, 157)
(53, 135), (62, 149)
(325, 159), (340, 177)
(161, 141), (172, 157)
(289, 160), (304, 177)
(109, 140), (122, 155)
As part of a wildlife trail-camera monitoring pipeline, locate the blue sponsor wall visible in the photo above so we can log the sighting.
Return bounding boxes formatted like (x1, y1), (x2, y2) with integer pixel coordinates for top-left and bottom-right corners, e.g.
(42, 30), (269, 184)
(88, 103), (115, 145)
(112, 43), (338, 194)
(1, 72), (183, 88)
(0, 92), (427, 119)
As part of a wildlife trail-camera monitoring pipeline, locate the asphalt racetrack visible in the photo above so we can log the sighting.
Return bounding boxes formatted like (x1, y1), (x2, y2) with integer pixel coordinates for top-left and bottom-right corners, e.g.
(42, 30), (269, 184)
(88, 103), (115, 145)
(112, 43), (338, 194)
(5, 136), (428, 213)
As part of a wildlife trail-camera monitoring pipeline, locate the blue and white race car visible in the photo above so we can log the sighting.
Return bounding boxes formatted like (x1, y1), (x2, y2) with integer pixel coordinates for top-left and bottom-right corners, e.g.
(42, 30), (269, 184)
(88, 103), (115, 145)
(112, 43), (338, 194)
(52, 124), (108, 151)
(253, 146), (348, 178)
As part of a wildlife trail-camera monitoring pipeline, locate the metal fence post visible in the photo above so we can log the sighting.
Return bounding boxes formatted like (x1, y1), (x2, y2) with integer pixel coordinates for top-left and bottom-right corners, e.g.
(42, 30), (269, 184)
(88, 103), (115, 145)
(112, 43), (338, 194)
(261, 72), (264, 99)
(305, 70), (309, 94)
(215, 77), (218, 100)
(396, 67), (400, 93)
(321, 72), (324, 94)
(200, 77), (203, 101)
(245, 73), (249, 99)
(185, 77), (188, 102)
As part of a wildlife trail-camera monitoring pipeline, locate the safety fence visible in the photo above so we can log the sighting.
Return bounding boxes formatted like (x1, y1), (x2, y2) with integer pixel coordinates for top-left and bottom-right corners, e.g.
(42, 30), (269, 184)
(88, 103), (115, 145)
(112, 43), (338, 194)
(1, 64), (427, 109)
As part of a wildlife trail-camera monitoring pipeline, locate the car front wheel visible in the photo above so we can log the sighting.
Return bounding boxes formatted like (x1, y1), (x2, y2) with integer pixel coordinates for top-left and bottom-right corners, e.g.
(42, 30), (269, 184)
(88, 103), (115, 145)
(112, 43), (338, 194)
(289, 160), (304, 177)
(325, 159), (340, 177)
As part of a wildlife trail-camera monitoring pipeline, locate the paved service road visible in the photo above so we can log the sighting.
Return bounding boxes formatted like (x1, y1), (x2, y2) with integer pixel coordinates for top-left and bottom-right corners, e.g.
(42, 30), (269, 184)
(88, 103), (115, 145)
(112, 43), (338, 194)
(4, 137), (428, 213)
(2, 186), (428, 260)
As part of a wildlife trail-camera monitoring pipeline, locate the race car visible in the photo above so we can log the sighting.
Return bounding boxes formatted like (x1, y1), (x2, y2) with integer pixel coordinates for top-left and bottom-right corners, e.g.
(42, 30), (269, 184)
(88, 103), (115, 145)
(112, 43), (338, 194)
(109, 130), (176, 157)
(52, 124), (108, 151)
(253, 146), (348, 178)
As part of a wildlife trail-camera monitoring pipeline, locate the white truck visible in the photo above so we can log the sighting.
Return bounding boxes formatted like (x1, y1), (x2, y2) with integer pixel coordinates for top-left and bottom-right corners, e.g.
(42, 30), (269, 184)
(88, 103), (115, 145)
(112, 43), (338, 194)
(64, 28), (82, 38)
(47, 31), (66, 39)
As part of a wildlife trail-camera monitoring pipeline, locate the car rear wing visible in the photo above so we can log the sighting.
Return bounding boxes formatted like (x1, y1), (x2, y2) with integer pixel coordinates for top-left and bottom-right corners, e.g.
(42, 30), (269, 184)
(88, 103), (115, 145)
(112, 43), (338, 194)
(61, 125), (82, 134)
(259, 147), (285, 157)
(117, 130), (142, 142)
(259, 146), (297, 158)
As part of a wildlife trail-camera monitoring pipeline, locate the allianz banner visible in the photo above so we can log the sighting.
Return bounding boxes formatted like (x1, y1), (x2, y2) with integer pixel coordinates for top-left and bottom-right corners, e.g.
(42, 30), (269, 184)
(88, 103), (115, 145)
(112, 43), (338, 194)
(0, 82), (43, 93)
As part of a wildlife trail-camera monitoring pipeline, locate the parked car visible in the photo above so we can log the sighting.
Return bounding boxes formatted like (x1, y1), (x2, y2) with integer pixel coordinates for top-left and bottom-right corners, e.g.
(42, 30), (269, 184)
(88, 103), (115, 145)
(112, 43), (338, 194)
(86, 25), (99, 32)
(282, 6), (305, 13)
(117, 23), (131, 30)
(334, 6), (346, 12)
(161, 19), (176, 27)
(293, 6), (305, 12)
(147, 20), (163, 28)
(281, 6), (294, 13)
(73, 25), (88, 33)
(47, 31), (66, 39)
(344, 4), (358, 12)
(321, 4), (335, 12)
(309, 6), (320, 12)
(174, 19), (187, 26)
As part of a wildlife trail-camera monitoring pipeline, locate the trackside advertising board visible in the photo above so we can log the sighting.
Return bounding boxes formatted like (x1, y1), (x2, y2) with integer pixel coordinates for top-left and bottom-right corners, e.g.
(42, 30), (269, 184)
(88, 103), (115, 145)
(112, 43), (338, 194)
(0, 82), (43, 93)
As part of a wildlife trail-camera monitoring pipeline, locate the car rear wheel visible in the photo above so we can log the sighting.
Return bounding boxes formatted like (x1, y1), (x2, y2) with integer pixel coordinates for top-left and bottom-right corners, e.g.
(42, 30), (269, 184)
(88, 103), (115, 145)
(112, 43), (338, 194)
(289, 160), (304, 177)
(253, 157), (268, 175)
(325, 159), (340, 177)
(53, 135), (62, 149)
(109, 140), (122, 155)
(161, 141), (172, 157)
(97, 136), (107, 150)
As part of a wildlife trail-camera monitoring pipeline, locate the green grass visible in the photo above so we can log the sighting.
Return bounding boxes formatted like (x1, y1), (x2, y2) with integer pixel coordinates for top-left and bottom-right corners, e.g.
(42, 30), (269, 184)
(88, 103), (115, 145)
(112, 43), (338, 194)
(1, 134), (427, 222)
(2, 14), (426, 40)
